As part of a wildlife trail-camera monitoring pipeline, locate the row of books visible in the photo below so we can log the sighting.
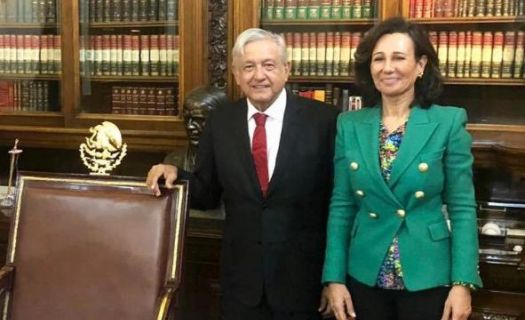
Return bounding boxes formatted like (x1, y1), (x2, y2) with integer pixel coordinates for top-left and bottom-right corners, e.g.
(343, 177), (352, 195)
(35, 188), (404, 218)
(430, 30), (525, 79)
(409, 0), (525, 18)
(283, 31), (362, 77)
(81, 0), (178, 23)
(263, 0), (378, 20)
(0, 0), (57, 24)
(287, 83), (363, 111)
(80, 34), (179, 77)
(0, 80), (55, 112)
(0, 34), (61, 75)
(111, 85), (177, 115)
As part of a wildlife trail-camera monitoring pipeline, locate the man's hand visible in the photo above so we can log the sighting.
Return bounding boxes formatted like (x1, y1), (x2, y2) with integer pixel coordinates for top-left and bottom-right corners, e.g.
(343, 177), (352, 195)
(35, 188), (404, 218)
(146, 164), (178, 196)
(324, 283), (356, 320)
(441, 285), (472, 320)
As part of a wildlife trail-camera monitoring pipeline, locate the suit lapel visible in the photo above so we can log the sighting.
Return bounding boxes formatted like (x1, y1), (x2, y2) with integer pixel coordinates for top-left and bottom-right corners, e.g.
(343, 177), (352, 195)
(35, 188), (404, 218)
(266, 93), (301, 198)
(354, 107), (401, 207)
(232, 99), (262, 197)
(387, 106), (438, 188)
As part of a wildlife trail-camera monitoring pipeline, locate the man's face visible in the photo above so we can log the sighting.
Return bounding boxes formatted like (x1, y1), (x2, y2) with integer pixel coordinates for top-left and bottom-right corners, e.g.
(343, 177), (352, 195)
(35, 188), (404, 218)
(183, 103), (207, 146)
(232, 39), (290, 111)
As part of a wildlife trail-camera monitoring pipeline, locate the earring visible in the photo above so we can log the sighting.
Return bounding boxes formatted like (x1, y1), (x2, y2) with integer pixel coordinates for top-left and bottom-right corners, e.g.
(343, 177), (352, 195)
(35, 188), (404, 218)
(418, 72), (424, 78)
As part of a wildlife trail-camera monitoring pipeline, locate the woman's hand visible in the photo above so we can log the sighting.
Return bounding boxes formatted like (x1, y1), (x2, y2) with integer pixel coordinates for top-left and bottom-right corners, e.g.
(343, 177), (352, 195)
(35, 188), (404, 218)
(323, 283), (356, 320)
(441, 285), (472, 320)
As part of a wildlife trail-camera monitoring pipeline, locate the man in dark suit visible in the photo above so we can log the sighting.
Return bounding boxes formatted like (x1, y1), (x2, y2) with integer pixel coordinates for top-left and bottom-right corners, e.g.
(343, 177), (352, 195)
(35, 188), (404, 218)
(147, 28), (338, 320)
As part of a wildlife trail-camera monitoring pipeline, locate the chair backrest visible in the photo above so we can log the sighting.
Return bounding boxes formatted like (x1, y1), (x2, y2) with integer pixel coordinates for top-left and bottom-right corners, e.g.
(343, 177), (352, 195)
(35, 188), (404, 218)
(3, 172), (188, 320)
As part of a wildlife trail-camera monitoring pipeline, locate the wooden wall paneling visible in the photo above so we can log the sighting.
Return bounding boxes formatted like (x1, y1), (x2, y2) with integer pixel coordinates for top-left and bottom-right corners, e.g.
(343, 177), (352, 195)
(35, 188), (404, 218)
(61, 0), (80, 127)
(180, 0), (208, 100)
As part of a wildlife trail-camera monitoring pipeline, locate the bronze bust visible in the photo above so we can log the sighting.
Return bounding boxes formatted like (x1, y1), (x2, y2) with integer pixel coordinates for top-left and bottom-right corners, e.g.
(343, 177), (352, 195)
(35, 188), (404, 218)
(165, 86), (227, 171)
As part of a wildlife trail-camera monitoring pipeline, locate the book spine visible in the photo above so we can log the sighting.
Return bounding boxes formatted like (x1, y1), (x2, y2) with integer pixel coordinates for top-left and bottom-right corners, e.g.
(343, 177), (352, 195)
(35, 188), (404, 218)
(438, 31), (448, 77)
(362, 0), (372, 17)
(148, 0), (158, 20)
(112, 86), (121, 114)
(131, 35), (140, 76)
(332, 0), (343, 18)
(480, 31), (493, 78)
(340, 31), (350, 76)
(300, 32), (309, 76)
(173, 35), (179, 75)
(121, 0), (130, 21)
(274, 0), (285, 19)
(102, 35), (111, 75)
(110, 35), (118, 75)
(351, 0), (362, 18)
(292, 32), (301, 76)
(116, 35), (123, 75)
(22, 35), (30, 74)
(325, 31), (334, 76)
(0, 36), (5, 74)
(113, 0), (122, 21)
(16, 35), (24, 74)
(447, 31), (457, 77)
(159, 0), (167, 20)
(512, 31), (524, 78)
(165, 87), (176, 115)
(308, 0), (321, 19)
(123, 35), (132, 75)
(166, 0), (177, 20)
(131, 0), (139, 21)
(264, 0), (274, 19)
(140, 35), (150, 75)
(470, 31), (482, 77)
(464, 31), (472, 77)
(95, 0), (103, 22)
(320, 0), (332, 19)
(501, 31), (515, 78)
(333, 32), (341, 76)
(316, 32), (326, 76)
(149, 34), (160, 76)
(285, 33), (293, 68)
(456, 31), (466, 78)
(159, 34), (168, 76)
(103, 0), (111, 21)
(296, 0), (307, 19)
(491, 31), (504, 78)
(349, 32), (360, 76)
(308, 32), (317, 76)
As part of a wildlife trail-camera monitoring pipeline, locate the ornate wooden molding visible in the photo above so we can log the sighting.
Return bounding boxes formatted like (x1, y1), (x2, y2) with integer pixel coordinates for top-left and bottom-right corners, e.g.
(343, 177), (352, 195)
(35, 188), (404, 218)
(208, 0), (228, 89)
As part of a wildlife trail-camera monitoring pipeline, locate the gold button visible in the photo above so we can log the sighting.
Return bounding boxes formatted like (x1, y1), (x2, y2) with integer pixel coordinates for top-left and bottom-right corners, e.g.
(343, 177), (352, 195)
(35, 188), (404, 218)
(415, 191), (425, 199)
(397, 209), (406, 218)
(350, 162), (359, 170)
(418, 162), (429, 172)
(369, 212), (378, 219)
(355, 190), (365, 197)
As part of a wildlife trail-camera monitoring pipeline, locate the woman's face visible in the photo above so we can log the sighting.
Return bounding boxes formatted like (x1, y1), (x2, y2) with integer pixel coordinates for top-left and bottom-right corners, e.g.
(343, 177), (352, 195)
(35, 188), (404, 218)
(370, 32), (427, 100)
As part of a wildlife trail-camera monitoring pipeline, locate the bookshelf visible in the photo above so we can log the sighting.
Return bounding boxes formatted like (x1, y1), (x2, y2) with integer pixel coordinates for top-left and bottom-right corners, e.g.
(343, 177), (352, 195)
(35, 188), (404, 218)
(232, 0), (525, 156)
(0, 0), (207, 152)
(399, 0), (525, 173)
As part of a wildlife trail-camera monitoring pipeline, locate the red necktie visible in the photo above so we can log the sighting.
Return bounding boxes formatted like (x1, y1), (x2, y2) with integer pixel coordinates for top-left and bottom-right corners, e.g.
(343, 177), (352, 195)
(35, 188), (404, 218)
(252, 113), (269, 196)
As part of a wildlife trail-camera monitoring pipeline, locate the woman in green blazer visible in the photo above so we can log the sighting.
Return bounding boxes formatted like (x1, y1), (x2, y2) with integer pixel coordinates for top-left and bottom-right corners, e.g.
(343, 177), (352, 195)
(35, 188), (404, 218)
(321, 17), (482, 320)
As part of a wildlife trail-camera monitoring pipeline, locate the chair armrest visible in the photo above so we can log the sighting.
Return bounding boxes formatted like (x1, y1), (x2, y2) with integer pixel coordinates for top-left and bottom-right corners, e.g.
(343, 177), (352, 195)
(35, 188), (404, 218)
(156, 287), (176, 320)
(0, 266), (14, 298)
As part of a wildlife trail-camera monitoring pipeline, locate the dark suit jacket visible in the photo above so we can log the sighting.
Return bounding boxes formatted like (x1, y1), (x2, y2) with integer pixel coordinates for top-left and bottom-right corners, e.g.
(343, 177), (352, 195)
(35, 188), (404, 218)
(179, 91), (339, 311)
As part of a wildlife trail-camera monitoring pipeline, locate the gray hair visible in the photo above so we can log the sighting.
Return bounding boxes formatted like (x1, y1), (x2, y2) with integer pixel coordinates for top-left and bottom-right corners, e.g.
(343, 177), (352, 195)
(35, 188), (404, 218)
(231, 28), (288, 66)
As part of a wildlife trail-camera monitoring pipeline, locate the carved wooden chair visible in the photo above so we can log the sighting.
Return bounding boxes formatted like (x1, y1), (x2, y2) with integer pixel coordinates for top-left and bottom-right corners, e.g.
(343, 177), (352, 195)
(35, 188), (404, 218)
(0, 172), (188, 320)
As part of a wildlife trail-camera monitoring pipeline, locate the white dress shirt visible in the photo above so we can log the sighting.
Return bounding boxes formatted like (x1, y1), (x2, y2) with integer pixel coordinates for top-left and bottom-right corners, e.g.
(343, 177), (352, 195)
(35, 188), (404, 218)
(247, 89), (287, 181)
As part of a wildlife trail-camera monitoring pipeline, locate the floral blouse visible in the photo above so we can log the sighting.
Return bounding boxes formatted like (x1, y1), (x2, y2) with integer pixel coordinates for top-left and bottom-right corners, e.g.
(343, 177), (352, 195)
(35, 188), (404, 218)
(376, 121), (407, 290)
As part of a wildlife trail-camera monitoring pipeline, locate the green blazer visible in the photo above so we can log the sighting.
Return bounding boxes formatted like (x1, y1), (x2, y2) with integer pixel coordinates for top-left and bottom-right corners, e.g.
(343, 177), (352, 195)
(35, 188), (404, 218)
(322, 105), (483, 291)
